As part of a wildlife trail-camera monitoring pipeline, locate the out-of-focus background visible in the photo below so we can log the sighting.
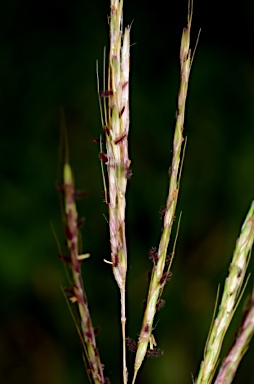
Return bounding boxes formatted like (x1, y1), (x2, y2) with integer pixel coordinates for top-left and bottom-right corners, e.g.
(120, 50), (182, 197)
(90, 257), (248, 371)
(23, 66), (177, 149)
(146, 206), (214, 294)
(1, 0), (254, 383)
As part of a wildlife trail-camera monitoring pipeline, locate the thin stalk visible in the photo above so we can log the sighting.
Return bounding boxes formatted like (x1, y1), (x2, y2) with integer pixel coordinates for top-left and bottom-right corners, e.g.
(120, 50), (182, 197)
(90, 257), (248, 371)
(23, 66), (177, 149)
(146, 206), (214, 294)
(132, 4), (193, 383)
(196, 201), (254, 384)
(214, 287), (254, 384)
(98, 1), (130, 383)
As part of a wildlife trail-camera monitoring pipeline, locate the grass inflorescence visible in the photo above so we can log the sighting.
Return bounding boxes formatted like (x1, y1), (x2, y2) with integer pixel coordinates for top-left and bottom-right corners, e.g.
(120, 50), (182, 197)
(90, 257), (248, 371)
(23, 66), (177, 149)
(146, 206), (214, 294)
(57, 1), (254, 383)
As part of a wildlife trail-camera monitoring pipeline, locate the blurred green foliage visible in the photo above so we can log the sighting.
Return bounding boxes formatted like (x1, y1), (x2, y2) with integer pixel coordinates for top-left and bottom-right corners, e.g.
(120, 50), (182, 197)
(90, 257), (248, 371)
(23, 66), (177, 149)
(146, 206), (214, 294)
(1, 0), (254, 383)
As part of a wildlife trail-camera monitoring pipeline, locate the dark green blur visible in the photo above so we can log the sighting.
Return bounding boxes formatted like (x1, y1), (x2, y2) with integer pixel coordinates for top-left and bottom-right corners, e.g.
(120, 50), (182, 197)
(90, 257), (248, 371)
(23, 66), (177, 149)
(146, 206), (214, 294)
(1, 0), (254, 383)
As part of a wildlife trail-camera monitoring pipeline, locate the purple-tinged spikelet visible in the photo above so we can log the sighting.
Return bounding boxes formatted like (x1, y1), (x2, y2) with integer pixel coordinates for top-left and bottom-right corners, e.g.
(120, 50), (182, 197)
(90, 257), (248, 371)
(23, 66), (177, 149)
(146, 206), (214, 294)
(126, 337), (137, 352)
(156, 299), (165, 311)
(159, 271), (172, 285)
(146, 348), (164, 357)
(85, 331), (93, 342)
(65, 225), (73, 241)
(112, 254), (119, 268)
(99, 152), (108, 163)
(91, 137), (100, 144)
(99, 90), (113, 97)
(149, 247), (158, 264)
(165, 255), (172, 264)
(125, 167), (132, 180)
(159, 206), (167, 220)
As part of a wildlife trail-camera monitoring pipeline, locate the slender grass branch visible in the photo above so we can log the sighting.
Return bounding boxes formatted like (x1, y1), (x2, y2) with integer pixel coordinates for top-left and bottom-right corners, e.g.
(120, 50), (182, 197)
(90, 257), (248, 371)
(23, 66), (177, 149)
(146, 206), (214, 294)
(62, 162), (105, 383)
(196, 201), (254, 384)
(214, 286), (254, 384)
(131, 3), (193, 383)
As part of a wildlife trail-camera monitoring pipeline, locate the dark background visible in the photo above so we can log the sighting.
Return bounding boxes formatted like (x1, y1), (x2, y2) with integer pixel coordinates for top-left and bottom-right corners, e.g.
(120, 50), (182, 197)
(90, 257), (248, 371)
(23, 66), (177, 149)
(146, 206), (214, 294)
(1, 0), (254, 383)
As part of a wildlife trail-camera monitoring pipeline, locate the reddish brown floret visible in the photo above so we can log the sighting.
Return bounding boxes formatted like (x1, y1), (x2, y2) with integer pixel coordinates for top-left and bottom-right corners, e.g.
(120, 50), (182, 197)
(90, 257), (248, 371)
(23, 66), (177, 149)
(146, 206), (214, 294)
(99, 90), (113, 97)
(156, 299), (165, 311)
(99, 152), (108, 163)
(112, 254), (119, 267)
(149, 247), (158, 264)
(126, 337), (137, 352)
(146, 348), (164, 357)
(125, 167), (132, 180)
(65, 225), (73, 241)
(159, 271), (172, 285)
(159, 206), (167, 220)
(85, 331), (93, 342)
(91, 137), (100, 144)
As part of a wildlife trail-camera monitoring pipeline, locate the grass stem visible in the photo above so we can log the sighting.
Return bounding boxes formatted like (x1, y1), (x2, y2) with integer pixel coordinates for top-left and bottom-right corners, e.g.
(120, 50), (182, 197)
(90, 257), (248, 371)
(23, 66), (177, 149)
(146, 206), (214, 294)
(63, 162), (105, 383)
(196, 201), (254, 384)
(131, 4), (193, 382)
(214, 287), (254, 384)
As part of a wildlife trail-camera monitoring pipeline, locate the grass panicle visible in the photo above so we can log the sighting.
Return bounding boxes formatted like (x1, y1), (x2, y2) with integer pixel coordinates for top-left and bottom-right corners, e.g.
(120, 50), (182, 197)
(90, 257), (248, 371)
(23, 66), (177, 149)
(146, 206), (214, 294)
(98, 1), (131, 382)
(131, 4), (193, 383)
(63, 162), (105, 384)
(56, 0), (254, 383)
(196, 201), (254, 384)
